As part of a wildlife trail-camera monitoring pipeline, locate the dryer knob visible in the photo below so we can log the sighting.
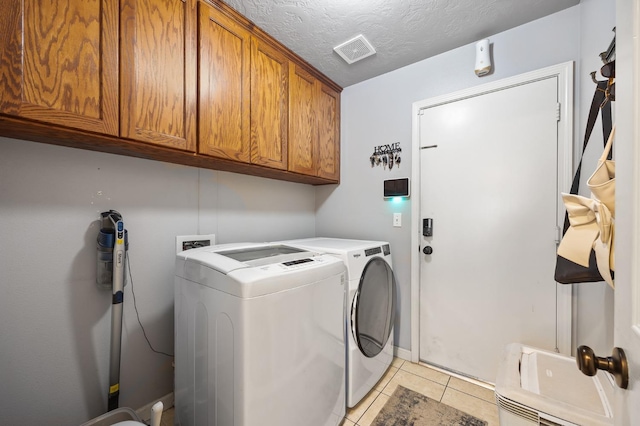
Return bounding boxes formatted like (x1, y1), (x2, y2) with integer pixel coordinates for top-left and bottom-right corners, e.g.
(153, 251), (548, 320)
(423, 246), (433, 255)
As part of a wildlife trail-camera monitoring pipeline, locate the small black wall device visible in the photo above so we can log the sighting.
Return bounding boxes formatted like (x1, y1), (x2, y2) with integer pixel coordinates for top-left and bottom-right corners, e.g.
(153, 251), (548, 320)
(423, 218), (433, 237)
(383, 178), (410, 198)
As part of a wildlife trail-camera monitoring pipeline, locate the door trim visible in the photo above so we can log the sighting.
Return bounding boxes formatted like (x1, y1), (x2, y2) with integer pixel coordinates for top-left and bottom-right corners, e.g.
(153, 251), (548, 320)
(410, 62), (574, 364)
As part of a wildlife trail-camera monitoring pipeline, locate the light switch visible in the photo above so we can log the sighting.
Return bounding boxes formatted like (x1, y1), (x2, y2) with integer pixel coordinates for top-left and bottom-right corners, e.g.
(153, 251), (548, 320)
(393, 213), (402, 227)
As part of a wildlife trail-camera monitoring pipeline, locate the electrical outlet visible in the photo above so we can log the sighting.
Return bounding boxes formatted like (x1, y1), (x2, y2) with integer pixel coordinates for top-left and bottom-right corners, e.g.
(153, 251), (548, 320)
(176, 234), (216, 254)
(393, 213), (402, 227)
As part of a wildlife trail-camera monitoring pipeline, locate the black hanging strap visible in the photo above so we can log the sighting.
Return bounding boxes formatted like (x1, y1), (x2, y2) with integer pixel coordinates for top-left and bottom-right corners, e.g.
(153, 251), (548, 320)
(562, 80), (612, 233)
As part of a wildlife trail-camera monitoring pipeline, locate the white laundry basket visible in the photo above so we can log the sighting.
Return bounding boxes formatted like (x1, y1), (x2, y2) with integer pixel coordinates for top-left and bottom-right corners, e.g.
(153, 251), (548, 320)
(495, 343), (614, 426)
(79, 407), (141, 426)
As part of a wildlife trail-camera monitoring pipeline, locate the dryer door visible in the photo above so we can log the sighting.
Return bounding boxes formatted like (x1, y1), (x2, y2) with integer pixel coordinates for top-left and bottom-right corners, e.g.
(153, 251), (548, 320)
(352, 257), (396, 357)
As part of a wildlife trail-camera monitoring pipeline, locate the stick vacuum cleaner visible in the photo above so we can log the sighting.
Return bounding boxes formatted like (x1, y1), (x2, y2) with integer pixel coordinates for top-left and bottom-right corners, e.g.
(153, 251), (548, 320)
(97, 210), (128, 411)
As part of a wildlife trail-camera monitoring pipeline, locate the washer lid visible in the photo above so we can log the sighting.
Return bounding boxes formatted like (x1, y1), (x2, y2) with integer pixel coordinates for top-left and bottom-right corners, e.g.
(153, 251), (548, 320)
(177, 243), (310, 274)
(282, 237), (390, 253)
(176, 243), (347, 297)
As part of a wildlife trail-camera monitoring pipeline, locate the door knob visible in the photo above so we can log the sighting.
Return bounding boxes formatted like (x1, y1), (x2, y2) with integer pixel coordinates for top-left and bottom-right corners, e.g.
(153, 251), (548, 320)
(423, 246), (433, 255)
(576, 345), (629, 389)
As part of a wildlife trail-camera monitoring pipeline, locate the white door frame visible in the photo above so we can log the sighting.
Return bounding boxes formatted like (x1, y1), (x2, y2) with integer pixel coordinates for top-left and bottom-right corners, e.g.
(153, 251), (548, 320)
(410, 62), (574, 364)
(614, 0), (640, 417)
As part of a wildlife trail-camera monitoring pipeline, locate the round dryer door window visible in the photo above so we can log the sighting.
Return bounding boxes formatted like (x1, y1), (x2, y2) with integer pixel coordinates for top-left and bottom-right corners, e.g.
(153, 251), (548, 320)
(352, 257), (396, 358)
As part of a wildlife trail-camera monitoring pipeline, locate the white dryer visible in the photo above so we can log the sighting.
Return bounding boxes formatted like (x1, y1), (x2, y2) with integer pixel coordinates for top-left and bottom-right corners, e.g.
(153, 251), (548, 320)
(282, 238), (396, 408)
(174, 243), (347, 426)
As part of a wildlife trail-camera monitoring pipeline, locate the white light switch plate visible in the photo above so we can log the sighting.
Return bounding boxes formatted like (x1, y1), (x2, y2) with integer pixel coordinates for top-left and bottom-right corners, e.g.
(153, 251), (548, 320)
(393, 213), (402, 227)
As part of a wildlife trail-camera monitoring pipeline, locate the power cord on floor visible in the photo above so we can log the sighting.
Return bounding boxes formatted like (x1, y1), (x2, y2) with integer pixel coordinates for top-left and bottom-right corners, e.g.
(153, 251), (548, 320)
(126, 251), (174, 358)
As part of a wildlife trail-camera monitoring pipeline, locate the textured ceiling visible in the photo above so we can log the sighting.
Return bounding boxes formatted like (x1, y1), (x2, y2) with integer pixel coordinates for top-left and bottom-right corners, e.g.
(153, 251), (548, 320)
(223, 0), (580, 88)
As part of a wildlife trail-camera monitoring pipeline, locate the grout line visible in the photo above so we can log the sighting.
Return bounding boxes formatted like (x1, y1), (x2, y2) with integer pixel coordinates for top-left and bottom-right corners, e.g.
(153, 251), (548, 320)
(417, 360), (495, 391)
(445, 386), (498, 406)
(353, 358), (498, 424)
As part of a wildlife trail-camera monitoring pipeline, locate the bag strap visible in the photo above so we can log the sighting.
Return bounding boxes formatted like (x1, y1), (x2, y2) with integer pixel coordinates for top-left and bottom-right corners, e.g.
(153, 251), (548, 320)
(562, 80), (612, 233)
(599, 124), (616, 162)
(569, 80), (611, 195)
(601, 89), (613, 160)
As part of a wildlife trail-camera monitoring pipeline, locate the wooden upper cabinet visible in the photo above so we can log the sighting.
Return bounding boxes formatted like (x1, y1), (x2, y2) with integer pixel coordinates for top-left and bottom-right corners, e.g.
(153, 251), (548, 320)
(0, 0), (118, 135)
(251, 38), (289, 170)
(120, 0), (196, 151)
(316, 84), (340, 181)
(288, 63), (340, 181)
(289, 64), (317, 175)
(198, 2), (251, 162)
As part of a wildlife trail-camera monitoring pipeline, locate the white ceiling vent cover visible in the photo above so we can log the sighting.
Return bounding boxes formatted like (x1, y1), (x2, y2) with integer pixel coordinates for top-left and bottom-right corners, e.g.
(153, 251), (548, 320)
(333, 35), (376, 64)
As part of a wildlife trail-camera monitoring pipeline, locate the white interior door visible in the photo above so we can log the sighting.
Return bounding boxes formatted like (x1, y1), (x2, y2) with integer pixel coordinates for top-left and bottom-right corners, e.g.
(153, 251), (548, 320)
(612, 0), (640, 419)
(417, 75), (566, 383)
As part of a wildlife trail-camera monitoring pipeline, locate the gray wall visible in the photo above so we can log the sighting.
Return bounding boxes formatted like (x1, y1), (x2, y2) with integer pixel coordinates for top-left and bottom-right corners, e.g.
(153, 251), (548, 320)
(0, 1), (617, 424)
(317, 1), (615, 354)
(0, 137), (316, 425)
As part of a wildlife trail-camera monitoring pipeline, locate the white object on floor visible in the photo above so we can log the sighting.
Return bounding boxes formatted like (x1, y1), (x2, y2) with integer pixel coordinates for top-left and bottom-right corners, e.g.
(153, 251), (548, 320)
(113, 400), (162, 426)
(495, 343), (614, 426)
(150, 401), (163, 426)
(174, 242), (347, 426)
(281, 238), (396, 408)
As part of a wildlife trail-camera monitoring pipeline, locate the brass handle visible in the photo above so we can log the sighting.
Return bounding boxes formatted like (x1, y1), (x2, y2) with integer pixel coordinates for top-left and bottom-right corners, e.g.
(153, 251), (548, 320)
(576, 345), (629, 389)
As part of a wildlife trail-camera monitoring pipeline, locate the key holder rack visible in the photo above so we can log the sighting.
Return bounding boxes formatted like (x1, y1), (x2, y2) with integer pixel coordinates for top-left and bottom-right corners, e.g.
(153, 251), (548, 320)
(370, 142), (402, 171)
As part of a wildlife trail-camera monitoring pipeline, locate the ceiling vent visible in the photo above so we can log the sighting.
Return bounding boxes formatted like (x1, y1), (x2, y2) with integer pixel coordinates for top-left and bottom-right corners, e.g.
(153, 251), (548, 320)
(333, 35), (376, 64)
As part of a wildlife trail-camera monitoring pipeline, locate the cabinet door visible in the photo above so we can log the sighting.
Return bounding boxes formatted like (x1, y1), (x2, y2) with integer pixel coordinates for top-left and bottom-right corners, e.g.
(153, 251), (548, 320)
(0, 0), (118, 135)
(120, 0), (196, 151)
(251, 38), (288, 170)
(288, 63), (317, 175)
(317, 84), (340, 181)
(198, 3), (251, 162)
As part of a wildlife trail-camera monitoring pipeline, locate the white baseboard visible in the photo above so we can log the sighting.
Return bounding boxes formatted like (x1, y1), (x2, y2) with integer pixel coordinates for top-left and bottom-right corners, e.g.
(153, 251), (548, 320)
(393, 345), (411, 361)
(136, 392), (174, 422)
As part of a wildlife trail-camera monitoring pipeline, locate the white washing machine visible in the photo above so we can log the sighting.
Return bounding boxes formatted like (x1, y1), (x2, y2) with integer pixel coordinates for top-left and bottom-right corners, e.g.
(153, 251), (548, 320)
(174, 242), (347, 426)
(281, 238), (396, 408)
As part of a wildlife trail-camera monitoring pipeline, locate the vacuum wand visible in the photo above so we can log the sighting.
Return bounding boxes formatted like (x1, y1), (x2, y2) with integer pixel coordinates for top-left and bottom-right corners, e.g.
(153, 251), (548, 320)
(100, 210), (127, 411)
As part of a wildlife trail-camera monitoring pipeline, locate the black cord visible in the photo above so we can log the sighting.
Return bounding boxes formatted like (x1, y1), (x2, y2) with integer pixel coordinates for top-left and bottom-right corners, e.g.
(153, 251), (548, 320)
(126, 251), (174, 358)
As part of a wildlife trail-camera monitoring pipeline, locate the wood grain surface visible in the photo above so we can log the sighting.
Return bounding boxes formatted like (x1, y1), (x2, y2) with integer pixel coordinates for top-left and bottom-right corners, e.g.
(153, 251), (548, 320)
(120, 0), (197, 151)
(198, 2), (251, 162)
(0, 0), (118, 135)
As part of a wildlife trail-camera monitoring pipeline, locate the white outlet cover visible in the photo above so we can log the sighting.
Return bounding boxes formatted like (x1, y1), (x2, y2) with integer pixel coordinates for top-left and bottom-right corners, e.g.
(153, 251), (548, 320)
(176, 234), (216, 254)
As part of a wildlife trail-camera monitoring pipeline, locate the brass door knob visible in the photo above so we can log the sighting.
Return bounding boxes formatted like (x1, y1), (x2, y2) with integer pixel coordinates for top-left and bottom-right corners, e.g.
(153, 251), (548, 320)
(576, 345), (629, 389)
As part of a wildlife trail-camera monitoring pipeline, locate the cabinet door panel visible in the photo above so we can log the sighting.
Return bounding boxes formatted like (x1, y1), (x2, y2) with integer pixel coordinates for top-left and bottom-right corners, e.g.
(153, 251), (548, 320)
(198, 4), (251, 162)
(251, 39), (288, 170)
(0, 0), (118, 135)
(317, 84), (340, 181)
(121, 0), (196, 151)
(288, 64), (316, 175)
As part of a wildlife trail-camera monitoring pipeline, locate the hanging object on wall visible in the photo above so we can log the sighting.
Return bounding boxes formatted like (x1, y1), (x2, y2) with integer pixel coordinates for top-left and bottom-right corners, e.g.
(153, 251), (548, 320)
(475, 39), (492, 77)
(370, 142), (401, 171)
(97, 210), (128, 411)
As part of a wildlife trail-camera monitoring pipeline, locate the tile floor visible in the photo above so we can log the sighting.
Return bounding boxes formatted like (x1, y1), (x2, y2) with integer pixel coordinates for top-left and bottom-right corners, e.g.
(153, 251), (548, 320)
(159, 357), (499, 426)
(345, 357), (499, 426)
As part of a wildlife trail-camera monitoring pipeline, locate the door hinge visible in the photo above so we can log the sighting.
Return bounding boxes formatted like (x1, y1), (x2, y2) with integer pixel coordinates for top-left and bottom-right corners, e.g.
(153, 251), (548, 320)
(556, 103), (561, 121)
(555, 226), (562, 244)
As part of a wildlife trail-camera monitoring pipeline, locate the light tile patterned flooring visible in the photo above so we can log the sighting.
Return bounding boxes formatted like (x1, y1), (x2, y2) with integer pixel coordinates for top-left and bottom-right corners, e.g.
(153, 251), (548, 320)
(345, 357), (499, 426)
(160, 357), (499, 425)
